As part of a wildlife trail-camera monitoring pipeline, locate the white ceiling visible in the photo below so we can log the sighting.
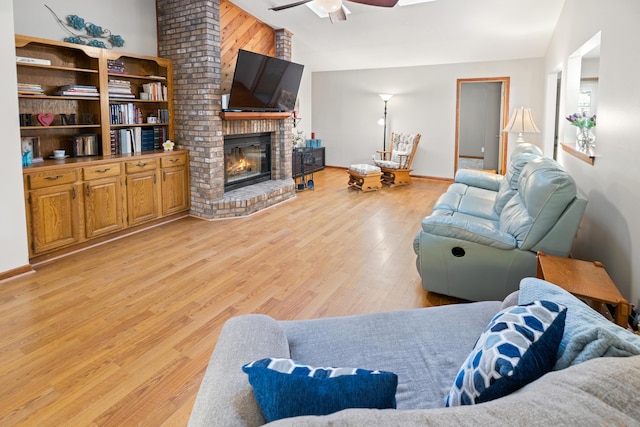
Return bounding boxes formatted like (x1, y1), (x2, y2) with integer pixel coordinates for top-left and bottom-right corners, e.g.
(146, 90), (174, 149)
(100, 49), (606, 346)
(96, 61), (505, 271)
(228, 0), (566, 72)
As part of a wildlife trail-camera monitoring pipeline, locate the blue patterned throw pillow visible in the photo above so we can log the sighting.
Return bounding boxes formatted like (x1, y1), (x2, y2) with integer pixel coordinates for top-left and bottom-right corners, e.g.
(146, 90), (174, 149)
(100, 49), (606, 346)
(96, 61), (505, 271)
(242, 358), (398, 422)
(446, 300), (566, 406)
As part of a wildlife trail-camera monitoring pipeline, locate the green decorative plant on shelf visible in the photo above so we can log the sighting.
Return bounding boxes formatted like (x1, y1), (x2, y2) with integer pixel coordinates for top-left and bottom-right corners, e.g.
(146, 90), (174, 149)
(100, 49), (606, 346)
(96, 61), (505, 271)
(566, 112), (596, 150)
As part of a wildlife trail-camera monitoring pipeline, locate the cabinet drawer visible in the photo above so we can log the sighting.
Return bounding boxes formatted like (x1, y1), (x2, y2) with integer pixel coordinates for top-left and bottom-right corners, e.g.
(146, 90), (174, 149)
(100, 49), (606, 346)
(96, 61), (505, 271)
(125, 159), (158, 174)
(83, 163), (121, 180)
(27, 169), (78, 189)
(161, 154), (187, 168)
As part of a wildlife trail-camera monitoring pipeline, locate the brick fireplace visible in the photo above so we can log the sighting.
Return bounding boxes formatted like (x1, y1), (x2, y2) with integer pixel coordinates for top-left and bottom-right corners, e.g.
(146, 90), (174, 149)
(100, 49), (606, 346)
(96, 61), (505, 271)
(156, 0), (296, 219)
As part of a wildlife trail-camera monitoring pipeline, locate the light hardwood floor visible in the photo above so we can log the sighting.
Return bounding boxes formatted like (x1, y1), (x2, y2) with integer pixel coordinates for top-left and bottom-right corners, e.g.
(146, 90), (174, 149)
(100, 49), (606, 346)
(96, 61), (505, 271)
(0, 167), (459, 426)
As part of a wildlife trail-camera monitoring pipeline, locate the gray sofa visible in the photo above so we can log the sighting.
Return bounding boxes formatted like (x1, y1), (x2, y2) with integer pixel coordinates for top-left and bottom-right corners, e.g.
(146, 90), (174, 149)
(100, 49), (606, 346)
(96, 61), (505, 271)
(188, 278), (640, 426)
(414, 152), (587, 301)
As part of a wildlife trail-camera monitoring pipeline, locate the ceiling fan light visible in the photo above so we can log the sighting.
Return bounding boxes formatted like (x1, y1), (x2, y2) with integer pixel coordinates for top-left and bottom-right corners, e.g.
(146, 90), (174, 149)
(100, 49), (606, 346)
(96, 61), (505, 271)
(315, 0), (343, 13)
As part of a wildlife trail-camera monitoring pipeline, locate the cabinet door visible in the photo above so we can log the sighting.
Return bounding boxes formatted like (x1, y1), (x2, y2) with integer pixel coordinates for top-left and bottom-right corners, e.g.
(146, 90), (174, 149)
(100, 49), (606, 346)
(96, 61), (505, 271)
(28, 184), (81, 255)
(126, 171), (159, 226)
(84, 177), (124, 238)
(161, 166), (189, 215)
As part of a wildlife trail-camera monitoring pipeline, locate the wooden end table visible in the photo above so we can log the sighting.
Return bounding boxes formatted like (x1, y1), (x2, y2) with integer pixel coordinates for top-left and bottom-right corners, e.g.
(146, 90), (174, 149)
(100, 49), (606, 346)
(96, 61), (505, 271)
(536, 252), (630, 327)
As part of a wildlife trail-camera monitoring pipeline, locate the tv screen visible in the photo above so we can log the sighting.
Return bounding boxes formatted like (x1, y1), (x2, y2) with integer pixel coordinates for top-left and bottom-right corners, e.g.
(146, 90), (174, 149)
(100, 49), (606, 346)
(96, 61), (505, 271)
(227, 49), (304, 112)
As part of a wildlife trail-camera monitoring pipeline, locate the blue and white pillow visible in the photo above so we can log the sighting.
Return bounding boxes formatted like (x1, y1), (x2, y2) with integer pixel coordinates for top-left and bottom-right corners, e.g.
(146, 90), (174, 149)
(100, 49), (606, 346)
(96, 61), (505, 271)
(446, 300), (566, 406)
(243, 358), (398, 422)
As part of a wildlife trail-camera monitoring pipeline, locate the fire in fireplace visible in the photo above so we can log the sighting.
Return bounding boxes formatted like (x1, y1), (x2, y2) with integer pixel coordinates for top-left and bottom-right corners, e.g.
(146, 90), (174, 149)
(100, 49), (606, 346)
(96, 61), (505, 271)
(224, 133), (272, 191)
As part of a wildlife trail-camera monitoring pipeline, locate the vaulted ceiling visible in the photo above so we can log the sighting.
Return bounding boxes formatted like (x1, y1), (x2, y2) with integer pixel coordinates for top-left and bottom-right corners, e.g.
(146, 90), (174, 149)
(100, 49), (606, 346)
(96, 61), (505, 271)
(228, 0), (566, 72)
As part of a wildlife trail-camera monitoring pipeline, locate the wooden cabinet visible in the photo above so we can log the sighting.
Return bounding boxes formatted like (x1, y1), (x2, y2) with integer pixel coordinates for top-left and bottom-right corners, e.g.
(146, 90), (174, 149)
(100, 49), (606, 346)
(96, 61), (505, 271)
(23, 151), (189, 259)
(15, 34), (173, 159)
(160, 153), (190, 215)
(125, 159), (159, 225)
(83, 163), (124, 238)
(17, 35), (185, 259)
(292, 147), (325, 178)
(24, 169), (82, 255)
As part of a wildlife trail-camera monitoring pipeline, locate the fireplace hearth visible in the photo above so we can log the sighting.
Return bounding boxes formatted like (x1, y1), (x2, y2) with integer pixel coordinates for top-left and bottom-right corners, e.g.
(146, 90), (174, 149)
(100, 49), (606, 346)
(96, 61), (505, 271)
(224, 132), (271, 191)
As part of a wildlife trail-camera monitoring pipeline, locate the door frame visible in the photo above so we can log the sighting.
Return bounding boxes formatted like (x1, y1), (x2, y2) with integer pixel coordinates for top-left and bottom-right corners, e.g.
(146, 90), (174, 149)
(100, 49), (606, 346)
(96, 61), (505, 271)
(455, 77), (511, 175)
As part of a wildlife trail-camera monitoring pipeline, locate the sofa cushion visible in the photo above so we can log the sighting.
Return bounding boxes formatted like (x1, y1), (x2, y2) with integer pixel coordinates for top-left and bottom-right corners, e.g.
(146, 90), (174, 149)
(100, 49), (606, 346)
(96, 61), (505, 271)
(499, 158), (577, 250)
(281, 301), (502, 410)
(518, 278), (640, 370)
(266, 356), (640, 427)
(242, 358), (397, 422)
(446, 300), (566, 406)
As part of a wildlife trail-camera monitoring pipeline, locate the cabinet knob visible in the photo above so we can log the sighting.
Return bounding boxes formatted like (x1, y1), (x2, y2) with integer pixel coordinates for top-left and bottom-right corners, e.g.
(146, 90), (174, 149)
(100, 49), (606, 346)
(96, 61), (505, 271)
(45, 175), (62, 181)
(136, 162), (147, 167)
(96, 168), (110, 173)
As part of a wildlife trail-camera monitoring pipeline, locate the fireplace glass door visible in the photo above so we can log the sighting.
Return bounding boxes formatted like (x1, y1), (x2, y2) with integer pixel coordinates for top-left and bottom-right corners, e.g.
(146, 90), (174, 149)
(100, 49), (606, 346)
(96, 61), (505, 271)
(224, 133), (271, 191)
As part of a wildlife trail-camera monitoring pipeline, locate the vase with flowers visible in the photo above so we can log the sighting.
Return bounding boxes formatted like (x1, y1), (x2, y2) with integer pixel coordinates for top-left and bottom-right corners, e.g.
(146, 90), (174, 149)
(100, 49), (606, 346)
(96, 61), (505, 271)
(566, 112), (596, 151)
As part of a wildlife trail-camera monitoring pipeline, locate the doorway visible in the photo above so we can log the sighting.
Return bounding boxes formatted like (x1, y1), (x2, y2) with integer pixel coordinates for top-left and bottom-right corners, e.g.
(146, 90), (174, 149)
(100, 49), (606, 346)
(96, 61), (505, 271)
(455, 77), (510, 175)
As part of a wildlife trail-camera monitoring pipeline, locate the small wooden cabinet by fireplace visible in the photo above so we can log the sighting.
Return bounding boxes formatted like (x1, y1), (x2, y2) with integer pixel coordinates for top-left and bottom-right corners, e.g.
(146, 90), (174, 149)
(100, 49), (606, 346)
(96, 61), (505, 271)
(292, 147), (325, 178)
(125, 159), (159, 226)
(160, 153), (190, 215)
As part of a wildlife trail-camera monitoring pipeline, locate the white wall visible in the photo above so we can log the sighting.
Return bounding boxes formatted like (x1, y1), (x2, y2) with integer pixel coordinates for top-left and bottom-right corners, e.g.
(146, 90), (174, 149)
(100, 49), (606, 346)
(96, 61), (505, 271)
(13, 0), (157, 56)
(544, 0), (640, 305)
(311, 58), (544, 179)
(1, 1), (30, 274)
(312, 59), (544, 178)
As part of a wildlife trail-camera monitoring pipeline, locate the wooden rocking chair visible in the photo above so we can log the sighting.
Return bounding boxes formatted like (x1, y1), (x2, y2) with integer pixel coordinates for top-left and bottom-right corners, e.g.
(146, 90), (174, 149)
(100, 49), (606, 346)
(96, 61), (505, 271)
(373, 133), (421, 187)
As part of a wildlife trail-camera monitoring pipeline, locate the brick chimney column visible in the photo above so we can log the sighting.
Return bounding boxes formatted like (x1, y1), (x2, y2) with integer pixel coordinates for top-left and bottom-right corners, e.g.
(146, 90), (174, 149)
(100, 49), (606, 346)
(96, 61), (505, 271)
(274, 29), (294, 181)
(156, 0), (224, 219)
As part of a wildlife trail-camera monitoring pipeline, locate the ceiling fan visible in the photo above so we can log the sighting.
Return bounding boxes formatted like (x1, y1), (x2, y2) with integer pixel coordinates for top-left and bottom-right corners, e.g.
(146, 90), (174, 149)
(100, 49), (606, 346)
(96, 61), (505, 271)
(270, 0), (399, 23)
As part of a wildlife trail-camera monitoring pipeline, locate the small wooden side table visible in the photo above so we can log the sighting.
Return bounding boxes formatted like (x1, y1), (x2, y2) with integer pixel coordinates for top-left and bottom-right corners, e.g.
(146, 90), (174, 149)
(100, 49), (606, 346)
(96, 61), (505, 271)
(536, 252), (630, 327)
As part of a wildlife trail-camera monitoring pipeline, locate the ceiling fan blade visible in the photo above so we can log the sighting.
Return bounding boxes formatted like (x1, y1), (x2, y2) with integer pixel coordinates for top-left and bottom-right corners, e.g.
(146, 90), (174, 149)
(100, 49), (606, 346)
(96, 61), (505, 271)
(328, 7), (347, 23)
(345, 0), (399, 7)
(269, 0), (313, 11)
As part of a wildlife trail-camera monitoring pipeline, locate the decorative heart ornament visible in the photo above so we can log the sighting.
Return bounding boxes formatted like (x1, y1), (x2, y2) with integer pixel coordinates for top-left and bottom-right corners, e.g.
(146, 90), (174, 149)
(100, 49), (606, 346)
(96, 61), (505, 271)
(37, 113), (54, 126)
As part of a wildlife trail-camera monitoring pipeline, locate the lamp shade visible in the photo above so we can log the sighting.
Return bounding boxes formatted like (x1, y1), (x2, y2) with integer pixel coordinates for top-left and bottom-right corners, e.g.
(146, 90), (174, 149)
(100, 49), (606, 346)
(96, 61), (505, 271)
(503, 107), (540, 133)
(379, 93), (393, 102)
(503, 107), (540, 143)
(315, 0), (342, 12)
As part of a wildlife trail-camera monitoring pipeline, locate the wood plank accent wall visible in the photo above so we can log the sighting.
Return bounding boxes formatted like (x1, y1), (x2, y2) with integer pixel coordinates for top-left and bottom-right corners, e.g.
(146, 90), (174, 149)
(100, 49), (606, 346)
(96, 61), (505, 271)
(220, 0), (276, 94)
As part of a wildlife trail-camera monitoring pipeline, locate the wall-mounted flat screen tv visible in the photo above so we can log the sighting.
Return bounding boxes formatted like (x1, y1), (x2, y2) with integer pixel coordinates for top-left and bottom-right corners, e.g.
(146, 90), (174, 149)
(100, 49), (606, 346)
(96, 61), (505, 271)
(227, 49), (304, 112)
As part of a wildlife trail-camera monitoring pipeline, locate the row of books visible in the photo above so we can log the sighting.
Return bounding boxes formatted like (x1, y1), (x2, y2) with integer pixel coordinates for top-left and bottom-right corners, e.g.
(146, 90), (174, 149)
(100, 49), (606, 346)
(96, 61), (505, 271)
(108, 79), (135, 99)
(142, 82), (168, 101)
(18, 82), (45, 95)
(109, 126), (167, 155)
(55, 84), (99, 97)
(110, 103), (143, 125)
(107, 60), (126, 74)
(110, 104), (169, 125)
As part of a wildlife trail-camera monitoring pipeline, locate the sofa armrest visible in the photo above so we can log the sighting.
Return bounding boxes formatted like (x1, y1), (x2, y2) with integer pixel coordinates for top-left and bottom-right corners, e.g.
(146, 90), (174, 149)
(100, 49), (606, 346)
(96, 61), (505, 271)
(454, 169), (502, 191)
(421, 216), (516, 250)
(188, 314), (291, 427)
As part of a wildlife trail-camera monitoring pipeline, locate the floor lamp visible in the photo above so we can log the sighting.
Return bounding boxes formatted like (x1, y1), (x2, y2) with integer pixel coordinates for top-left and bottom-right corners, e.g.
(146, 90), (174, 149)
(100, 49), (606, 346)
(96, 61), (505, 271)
(377, 94), (393, 151)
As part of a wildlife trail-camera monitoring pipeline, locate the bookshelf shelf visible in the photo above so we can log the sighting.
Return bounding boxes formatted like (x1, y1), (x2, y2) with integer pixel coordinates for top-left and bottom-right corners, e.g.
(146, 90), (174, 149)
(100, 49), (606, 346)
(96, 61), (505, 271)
(19, 95), (100, 100)
(110, 123), (168, 128)
(20, 124), (101, 131)
(17, 62), (99, 74)
(15, 34), (174, 158)
(108, 72), (167, 81)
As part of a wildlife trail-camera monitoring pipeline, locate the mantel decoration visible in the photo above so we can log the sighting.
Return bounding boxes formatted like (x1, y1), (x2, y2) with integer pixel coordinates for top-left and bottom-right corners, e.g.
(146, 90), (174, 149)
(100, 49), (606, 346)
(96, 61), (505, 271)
(566, 112), (596, 151)
(45, 5), (125, 49)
